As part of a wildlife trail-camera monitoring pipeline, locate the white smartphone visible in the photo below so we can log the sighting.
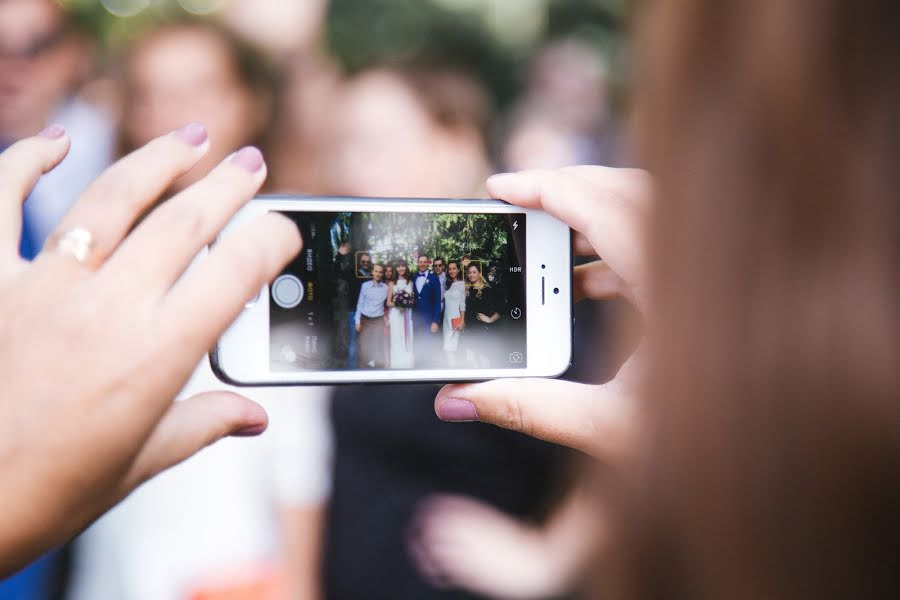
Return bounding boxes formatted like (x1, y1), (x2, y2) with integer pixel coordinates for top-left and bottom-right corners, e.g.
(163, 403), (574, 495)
(210, 195), (572, 385)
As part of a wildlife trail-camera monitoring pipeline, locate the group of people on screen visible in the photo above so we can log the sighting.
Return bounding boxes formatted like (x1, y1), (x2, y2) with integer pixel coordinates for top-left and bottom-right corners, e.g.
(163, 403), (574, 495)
(337, 249), (507, 369)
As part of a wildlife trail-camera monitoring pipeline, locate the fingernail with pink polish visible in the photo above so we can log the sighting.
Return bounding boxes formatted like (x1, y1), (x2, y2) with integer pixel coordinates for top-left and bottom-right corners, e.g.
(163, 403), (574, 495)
(232, 422), (267, 437)
(38, 123), (66, 139)
(173, 122), (208, 147)
(230, 146), (265, 173)
(437, 398), (479, 422)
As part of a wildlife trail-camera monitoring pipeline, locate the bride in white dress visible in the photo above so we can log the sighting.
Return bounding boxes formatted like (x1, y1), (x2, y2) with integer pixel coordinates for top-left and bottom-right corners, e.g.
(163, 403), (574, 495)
(387, 261), (415, 368)
(442, 261), (466, 367)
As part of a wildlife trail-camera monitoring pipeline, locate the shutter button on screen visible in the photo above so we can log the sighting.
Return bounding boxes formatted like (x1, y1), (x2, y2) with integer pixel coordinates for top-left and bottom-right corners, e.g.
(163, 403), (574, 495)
(272, 274), (303, 309)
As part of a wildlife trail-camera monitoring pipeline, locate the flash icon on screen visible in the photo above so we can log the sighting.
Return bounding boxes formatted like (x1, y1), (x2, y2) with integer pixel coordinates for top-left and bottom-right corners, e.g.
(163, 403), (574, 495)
(513, 220), (519, 231)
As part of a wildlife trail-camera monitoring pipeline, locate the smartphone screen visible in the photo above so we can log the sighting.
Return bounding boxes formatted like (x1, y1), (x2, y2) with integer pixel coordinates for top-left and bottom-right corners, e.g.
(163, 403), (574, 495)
(268, 210), (527, 372)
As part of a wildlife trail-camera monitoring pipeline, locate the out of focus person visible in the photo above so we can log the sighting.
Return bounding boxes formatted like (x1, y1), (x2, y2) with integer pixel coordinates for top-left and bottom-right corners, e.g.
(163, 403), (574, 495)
(222, 0), (328, 60)
(502, 114), (583, 172)
(118, 18), (273, 192)
(319, 65), (583, 599)
(0, 0), (114, 258)
(502, 38), (625, 171)
(323, 67), (491, 198)
(267, 52), (341, 194)
(65, 19), (331, 600)
(66, 366), (332, 600)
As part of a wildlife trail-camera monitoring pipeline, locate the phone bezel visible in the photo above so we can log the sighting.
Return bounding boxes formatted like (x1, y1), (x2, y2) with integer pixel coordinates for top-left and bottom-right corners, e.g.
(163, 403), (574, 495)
(210, 195), (573, 385)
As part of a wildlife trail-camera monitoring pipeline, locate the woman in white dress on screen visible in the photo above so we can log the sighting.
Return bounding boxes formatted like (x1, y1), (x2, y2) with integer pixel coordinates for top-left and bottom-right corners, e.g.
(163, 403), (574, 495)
(387, 259), (415, 368)
(442, 260), (466, 367)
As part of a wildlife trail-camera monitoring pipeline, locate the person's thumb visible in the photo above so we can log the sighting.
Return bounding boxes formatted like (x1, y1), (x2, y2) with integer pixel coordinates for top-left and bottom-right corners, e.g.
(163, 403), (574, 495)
(435, 378), (631, 460)
(119, 391), (268, 494)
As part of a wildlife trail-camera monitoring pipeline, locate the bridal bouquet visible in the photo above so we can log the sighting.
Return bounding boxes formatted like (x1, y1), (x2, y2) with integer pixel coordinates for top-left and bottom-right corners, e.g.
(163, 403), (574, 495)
(393, 288), (415, 308)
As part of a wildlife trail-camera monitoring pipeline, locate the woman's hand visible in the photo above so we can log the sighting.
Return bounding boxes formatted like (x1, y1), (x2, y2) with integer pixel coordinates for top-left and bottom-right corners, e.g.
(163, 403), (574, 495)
(476, 312), (489, 323)
(0, 124), (301, 574)
(435, 166), (651, 459)
(409, 495), (568, 599)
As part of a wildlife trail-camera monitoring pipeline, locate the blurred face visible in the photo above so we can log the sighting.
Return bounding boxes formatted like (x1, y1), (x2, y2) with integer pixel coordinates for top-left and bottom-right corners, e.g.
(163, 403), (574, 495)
(0, 0), (88, 139)
(397, 263), (407, 277)
(325, 71), (440, 197)
(433, 259), (444, 274)
(467, 265), (480, 283)
(359, 255), (371, 270)
(448, 262), (459, 280)
(418, 256), (430, 272)
(372, 265), (384, 282)
(384, 266), (394, 280)
(504, 118), (579, 171)
(124, 27), (260, 189)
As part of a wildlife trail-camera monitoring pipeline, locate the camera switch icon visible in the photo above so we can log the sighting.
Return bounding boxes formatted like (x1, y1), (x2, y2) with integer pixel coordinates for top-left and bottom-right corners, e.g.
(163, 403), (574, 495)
(510, 307), (522, 319)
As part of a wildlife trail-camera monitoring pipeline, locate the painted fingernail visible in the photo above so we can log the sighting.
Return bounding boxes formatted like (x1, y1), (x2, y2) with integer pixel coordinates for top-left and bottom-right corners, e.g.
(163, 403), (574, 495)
(436, 398), (479, 422)
(232, 422), (268, 437)
(38, 123), (66, 139)
(230, 146), (265, 173)
(173, 122), (208, 147)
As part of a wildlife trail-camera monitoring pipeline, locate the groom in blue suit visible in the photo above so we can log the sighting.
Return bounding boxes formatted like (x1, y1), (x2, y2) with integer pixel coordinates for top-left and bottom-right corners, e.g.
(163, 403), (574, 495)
(413, 254), (443, 367)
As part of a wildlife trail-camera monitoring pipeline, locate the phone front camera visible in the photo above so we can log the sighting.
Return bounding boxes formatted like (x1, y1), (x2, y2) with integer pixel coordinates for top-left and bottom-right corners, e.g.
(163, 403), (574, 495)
(553, 287), (560, 294)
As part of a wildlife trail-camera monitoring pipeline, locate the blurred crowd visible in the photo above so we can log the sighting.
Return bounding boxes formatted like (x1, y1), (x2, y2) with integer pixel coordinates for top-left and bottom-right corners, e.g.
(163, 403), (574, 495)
(0, 1), (625, 598)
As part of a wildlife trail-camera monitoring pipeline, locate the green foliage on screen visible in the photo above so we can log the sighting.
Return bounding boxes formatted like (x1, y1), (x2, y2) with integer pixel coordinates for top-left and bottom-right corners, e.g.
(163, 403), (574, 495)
(350, 212), (511, 268)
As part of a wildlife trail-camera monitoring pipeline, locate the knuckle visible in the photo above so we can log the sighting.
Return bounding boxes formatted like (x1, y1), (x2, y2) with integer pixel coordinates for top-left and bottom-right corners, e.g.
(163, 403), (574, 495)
(85, 168), (139, 206)
(167, 199), (210, 240)
(491, 387), (529, 434)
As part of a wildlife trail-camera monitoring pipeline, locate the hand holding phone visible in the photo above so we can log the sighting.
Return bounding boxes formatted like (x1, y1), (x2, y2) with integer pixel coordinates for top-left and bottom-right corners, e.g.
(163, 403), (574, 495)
(436, 166), (651, 459)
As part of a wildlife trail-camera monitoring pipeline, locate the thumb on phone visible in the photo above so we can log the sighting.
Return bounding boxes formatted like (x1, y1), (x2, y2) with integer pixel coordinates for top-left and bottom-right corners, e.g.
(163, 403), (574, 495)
(435, 378), (633, 460)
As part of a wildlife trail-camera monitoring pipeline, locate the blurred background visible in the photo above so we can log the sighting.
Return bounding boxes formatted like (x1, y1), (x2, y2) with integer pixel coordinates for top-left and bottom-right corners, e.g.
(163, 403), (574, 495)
(0, 0), (629, 598)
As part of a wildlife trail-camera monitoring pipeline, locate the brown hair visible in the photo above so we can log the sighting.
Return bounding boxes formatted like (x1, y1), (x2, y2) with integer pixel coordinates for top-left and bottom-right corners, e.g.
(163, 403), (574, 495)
(604, 1), (900, 598)
(445, 260), (462, 289)
(117, 17), (275, 156)
(392, 259), (409, 283)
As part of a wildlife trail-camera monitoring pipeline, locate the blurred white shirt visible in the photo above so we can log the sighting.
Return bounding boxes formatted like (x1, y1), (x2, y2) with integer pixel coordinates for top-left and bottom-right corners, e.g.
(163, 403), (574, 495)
(65, 362), (333, 600)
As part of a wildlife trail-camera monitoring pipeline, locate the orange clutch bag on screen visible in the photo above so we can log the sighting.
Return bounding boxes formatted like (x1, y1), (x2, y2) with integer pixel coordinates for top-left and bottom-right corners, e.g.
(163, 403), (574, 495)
(451, 317), (463, 330)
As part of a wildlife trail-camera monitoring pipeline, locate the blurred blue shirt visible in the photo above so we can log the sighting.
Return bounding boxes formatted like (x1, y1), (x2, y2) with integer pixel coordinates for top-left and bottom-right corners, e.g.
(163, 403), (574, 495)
(20, 99), (115, 257)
